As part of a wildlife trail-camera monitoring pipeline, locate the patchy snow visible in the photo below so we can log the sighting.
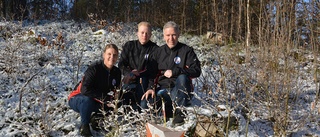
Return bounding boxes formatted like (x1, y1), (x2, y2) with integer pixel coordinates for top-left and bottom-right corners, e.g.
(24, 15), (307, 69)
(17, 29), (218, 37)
(0, 20), (319, 137)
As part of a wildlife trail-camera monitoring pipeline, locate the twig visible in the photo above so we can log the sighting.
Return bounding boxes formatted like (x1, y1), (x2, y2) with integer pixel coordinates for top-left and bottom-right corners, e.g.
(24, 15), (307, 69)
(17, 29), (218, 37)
(18, 63), (49, 116)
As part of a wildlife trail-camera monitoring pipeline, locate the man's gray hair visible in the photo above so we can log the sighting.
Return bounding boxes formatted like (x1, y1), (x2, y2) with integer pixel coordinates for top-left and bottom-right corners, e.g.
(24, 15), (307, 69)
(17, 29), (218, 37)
(163, 21), (180, 33)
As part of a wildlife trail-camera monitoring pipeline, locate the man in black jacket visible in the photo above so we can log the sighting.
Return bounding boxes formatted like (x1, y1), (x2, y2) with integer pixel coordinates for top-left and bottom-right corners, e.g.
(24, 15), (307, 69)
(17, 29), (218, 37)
(142, 21), (201, 125)
(118, 21), (159, 111)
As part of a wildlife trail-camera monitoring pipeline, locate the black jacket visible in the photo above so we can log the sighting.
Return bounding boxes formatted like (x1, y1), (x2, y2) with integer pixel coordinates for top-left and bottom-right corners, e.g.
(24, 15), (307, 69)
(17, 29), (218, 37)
(118, 40), (159, 89)
(155, 42), (201, 88)
(81, 60), (121, 101)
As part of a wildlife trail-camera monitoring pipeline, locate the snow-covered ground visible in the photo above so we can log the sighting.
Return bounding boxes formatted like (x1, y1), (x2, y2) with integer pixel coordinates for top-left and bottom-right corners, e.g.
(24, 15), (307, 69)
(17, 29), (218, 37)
(0, 21), (319, 137)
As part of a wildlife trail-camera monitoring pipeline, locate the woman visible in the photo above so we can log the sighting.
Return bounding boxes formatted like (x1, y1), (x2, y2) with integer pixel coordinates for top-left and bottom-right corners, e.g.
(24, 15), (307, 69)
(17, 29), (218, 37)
(68, 44), (121, 136)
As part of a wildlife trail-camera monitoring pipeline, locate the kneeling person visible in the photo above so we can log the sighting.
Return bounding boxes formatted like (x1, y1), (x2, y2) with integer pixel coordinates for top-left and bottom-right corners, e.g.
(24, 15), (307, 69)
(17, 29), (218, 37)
(142, 21), (201, 125)
(118, 21), (158, 111)
(68, 44), (121, 136)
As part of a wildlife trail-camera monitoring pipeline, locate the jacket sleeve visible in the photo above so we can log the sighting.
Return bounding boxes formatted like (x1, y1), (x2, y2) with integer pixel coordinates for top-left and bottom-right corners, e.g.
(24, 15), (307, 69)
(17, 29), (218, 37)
(115, 68), (122, 88)
(145, 47), (159, 90)
(118, 42), (132, 76)
(147, 46), (160, 90)
(80, 66), (99, 98)
(180, 47), (201, 78)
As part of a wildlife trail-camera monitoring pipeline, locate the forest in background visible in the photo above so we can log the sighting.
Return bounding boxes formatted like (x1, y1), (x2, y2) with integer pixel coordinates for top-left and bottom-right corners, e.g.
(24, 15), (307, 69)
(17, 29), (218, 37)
(0, 0), (319, 48)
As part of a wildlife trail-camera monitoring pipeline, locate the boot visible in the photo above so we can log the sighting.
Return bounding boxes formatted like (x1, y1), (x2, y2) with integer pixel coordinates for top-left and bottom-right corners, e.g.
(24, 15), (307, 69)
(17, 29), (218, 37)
(172, 109), (185, 126)
(80, 124), (92, 137)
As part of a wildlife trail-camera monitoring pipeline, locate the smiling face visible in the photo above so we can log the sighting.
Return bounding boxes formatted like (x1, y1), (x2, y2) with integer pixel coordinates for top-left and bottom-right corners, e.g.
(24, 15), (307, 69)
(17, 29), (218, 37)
(103, 45), (119, 69)
(163, 27), (179, 49)
(137, 23), (152, 45)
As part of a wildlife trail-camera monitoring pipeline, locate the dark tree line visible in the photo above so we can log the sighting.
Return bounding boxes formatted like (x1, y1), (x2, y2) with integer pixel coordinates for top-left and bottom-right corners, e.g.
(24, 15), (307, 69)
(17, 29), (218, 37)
(0, 0), (318, 46)
(1, 0), (28, 20)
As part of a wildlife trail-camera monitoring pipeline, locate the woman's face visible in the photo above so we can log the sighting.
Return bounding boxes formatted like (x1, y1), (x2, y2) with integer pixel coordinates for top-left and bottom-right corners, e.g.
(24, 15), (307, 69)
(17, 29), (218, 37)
(103, 47), (118, 69)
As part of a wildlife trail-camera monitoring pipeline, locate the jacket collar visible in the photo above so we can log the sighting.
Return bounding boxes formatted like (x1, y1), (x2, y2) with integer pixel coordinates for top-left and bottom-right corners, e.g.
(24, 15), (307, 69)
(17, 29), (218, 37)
(166, 42), (182, 51)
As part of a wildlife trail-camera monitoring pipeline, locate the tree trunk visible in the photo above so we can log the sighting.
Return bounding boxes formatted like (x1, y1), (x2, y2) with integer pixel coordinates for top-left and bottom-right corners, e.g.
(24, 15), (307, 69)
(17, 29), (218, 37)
(212, 0), (217, 32)
(199, 0), (204, 35)
(245, 0), (250, 63)
(258, 1), (262, 48)
(237, 0), (242, 42)
(230, 0), (234, 42)
(206, 0), (209, 32)
(181, 0), (186, 33)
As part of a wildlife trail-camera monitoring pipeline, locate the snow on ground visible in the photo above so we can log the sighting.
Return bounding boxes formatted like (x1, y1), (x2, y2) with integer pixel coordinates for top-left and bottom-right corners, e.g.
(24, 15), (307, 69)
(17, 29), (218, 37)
(0, 20), (319, 137)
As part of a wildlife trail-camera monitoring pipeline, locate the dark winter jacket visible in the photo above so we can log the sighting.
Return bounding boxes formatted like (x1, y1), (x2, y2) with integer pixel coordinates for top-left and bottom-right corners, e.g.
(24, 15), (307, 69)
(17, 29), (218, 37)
(68, 60), (121, 101)
(155, 42), (201, 88)
(118, 40), (159, 90)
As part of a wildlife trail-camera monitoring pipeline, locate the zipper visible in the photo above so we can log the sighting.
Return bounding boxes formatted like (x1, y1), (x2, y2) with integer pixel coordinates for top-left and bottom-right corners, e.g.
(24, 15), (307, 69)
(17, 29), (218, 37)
(107, 70), (110, 88)
(169, 49), (173, 69)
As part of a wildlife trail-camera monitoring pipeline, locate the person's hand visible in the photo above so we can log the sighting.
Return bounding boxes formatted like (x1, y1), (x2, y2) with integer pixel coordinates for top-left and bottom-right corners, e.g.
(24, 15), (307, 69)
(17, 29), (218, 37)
(123, 73), (136, 84)
(164, 70), (172, 78)
(141, 89), (155, 100)
(131, 69), (140, 76)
